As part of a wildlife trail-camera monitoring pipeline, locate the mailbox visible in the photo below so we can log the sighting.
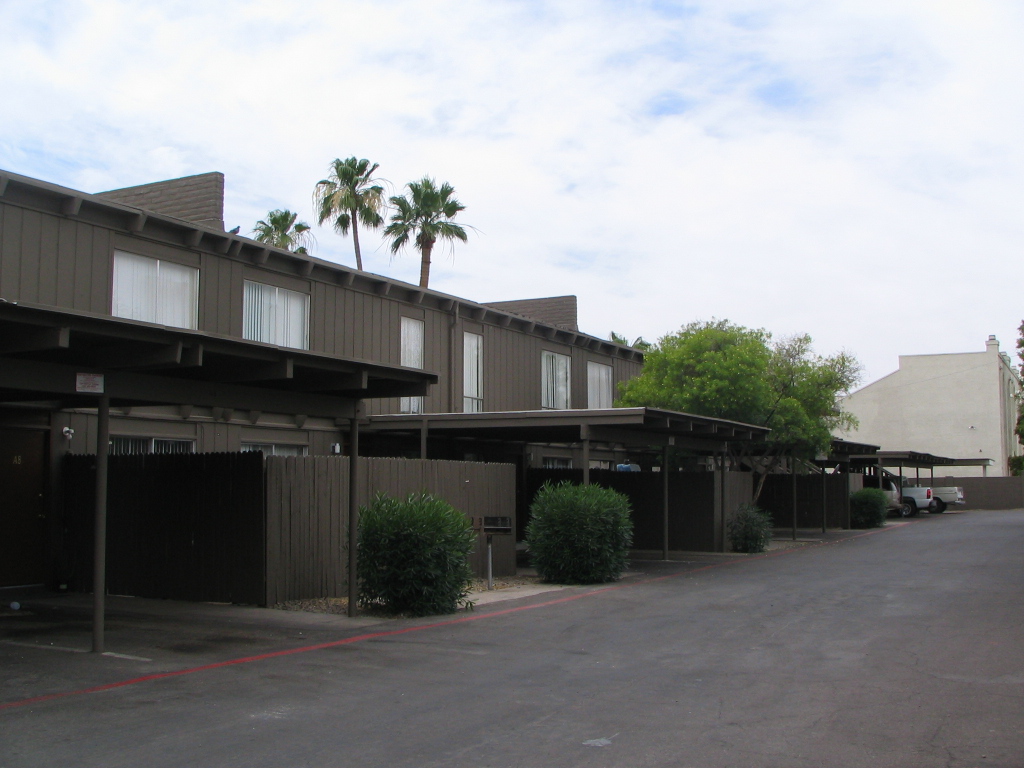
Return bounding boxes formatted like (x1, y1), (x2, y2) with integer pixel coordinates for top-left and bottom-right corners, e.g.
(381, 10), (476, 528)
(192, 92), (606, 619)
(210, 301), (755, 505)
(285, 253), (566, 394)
(483, 516), (512, 534)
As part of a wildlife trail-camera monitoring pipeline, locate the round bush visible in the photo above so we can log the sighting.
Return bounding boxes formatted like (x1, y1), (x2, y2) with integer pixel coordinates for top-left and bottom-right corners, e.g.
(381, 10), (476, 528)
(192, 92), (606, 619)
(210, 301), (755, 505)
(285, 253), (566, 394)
(357, 492), (476, 616)
(850, 488), (888, 529)
(726, 503), (774, 553)
(526, 481), (633, 584)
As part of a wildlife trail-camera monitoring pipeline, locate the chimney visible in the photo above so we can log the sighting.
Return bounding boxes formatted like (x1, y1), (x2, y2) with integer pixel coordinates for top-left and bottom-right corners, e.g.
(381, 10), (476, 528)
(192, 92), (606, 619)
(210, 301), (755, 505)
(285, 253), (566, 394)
(986, 335), (999, 353)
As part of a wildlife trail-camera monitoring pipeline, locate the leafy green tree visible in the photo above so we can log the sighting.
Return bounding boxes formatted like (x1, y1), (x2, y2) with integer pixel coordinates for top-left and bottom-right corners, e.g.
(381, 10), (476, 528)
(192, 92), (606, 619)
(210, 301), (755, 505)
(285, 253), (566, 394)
(384, 177), (468, 288)
(618, 319), (861, 500)
(251, 209), (314, 255)
(313, 157), (386, 271)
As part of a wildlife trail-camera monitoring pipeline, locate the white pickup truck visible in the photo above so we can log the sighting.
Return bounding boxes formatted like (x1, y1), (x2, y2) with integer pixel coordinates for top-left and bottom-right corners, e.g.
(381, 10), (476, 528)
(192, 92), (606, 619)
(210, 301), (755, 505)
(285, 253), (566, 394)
(901, 484), (965, 514)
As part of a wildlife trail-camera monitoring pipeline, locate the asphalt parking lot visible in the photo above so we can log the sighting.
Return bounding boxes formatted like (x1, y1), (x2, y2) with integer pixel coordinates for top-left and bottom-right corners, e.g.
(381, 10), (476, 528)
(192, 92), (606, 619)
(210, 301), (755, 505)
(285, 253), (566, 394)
(2, 510), (1022, 768)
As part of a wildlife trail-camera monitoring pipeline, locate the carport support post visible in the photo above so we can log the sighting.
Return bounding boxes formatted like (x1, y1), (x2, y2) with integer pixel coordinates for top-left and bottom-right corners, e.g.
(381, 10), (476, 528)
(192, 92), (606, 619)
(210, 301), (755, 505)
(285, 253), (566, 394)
(662, 445), (669, 560)
(347, 403), (362, 619)
(791, 454), (797, 542)
(821, 465), (827, 533)
(91, 395), (110, 654)
(581, 424), (590, 485)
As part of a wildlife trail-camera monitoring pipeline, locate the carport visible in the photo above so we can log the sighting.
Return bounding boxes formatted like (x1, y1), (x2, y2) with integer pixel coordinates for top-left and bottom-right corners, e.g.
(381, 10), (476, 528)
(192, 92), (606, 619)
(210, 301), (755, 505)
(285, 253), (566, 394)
(363, 407), (770, 555)
(0, 301), (437, 648)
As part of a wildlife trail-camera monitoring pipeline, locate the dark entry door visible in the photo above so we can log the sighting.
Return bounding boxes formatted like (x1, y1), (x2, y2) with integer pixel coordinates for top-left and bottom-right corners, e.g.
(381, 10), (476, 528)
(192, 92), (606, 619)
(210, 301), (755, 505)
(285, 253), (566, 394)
(0, 429), (49, 586)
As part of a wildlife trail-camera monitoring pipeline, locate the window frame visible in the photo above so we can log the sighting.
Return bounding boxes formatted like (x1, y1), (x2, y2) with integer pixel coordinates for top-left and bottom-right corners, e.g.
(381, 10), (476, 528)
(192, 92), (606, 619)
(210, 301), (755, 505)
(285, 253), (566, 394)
(587, 361), (614, 410)
(541, 350), (571, 410)
(111, 250), (199, 330)
(463, 331), (484, 413)
(242, 279), (311, 350)
(400, 316), (426, 414)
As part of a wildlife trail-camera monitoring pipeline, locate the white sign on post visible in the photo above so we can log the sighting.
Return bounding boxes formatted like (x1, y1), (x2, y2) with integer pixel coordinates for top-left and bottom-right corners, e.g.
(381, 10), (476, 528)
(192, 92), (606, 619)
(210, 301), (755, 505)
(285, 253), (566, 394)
(75, 373), (104, 394)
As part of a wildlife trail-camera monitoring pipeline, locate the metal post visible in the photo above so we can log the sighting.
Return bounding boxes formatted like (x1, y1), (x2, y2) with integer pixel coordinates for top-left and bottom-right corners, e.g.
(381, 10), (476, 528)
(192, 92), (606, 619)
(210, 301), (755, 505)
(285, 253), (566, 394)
(91, 395), (110, 654)
(821, 465), (827, 533)
(347, 403), (362, 618)
(581, 424), (590, 485)
(791, 454), (797, 542)
(486, 534), (493, 590)
(662, 445), (670, 560)
(719, 449), (727, 553)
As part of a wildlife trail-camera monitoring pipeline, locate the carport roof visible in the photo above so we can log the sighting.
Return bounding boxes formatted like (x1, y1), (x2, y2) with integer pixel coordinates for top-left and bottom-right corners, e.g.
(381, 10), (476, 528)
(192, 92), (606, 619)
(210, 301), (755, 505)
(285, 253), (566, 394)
(0, 301), (437, 418)
(364, 407), (769, 452)
(849, 450), (971, 469)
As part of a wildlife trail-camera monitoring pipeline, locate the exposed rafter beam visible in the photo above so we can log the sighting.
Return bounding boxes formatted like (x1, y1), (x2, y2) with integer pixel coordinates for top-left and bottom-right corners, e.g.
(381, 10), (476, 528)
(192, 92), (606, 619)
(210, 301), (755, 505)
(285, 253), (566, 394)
(62, 197), (82, 217)
(128, 213), (147, 233)
(222, 358), (294, 383)
(0, 173), (9, 196)
(252, 248), (270, 265)
(298, 259), (314, 277)
(93, 342), (183, 369)
(0, 326), (70, 354)
(184, 229), (204, 248)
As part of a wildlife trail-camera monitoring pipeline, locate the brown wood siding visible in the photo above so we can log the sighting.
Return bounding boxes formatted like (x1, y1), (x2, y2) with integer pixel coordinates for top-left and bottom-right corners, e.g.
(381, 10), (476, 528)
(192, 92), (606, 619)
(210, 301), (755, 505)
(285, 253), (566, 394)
(2, 195), (642, 421)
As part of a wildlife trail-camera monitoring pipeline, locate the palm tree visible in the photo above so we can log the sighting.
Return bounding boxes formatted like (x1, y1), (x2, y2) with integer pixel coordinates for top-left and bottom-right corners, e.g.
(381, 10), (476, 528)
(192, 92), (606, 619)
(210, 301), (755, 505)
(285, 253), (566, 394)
(384, 177), (468, 288)
(313, 157), (386, 271)
(251, 209), (314, 255)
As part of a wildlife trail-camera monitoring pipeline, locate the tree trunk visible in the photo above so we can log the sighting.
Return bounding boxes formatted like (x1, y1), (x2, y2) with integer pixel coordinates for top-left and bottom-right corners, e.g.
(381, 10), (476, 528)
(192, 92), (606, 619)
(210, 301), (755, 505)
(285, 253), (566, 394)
(351, 208), (363, 271)
(419, 240), (433, 287)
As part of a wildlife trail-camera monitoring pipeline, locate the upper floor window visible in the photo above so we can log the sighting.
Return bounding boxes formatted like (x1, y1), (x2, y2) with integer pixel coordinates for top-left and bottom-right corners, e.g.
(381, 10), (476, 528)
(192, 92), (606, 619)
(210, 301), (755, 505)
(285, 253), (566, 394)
(112, 251), (199, 329)
(243, 280), (309, 350)
(587, 361), (613, 409)
(463, 332), (483, 413)
(541, 350), (571, 410)
(400, 317), (425, 414)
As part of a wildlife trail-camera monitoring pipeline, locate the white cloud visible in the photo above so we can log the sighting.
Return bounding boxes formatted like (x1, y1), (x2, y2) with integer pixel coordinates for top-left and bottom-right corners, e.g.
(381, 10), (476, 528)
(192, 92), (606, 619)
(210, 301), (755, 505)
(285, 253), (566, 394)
(2, 0), (1023, 382)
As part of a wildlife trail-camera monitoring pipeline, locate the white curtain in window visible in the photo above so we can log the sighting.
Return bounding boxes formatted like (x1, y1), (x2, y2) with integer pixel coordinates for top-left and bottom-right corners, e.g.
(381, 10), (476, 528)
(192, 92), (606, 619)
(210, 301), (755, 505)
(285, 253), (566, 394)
(243, 281), (309, 349)
(400, 317), (425, 413)
(541, 351), (571, 409)
(463, 332), (483, 412)
(112, 251), (198, 329)
(587, 361), (613, 409)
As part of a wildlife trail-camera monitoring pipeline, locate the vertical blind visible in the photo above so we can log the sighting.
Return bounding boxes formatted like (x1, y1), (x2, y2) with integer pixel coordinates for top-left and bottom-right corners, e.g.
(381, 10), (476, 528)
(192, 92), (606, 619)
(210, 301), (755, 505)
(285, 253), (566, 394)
(400, 317), (425, 414)
(541, 350), (571, 409)
(587, 361), (613, 409)
(463, 332), (483, 412)
(243, 281), (309, 349)
(112, 251), (199, 329)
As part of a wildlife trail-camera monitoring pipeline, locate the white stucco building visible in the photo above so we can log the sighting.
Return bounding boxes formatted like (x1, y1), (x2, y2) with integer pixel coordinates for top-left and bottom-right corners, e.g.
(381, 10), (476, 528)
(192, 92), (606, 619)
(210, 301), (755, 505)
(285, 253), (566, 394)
(837, 336), (1022, 477)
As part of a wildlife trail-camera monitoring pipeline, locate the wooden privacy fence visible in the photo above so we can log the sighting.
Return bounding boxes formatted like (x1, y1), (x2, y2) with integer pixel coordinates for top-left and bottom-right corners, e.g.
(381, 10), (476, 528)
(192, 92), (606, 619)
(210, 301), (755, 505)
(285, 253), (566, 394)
(523, 469), (753, 553)
(266, 456), (516, 605)
(928, 476), (1024, 510)
(62, 453), (515, 607)
(62, 452), (266, 604)
(758, 473), (852, 530)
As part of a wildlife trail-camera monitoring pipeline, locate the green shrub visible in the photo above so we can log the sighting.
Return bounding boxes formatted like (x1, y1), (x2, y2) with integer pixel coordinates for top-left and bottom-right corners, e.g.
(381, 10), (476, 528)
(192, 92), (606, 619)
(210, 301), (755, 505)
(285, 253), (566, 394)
(357, 492), (476, 616)
(526, 482), (633, 584)
(850, 488), (888, 529)
(726, 503), (774, 553)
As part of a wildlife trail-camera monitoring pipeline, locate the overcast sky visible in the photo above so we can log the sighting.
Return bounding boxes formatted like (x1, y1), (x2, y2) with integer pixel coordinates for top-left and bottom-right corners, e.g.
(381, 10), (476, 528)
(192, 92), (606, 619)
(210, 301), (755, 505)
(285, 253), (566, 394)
(2, 0), (1022, 385)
